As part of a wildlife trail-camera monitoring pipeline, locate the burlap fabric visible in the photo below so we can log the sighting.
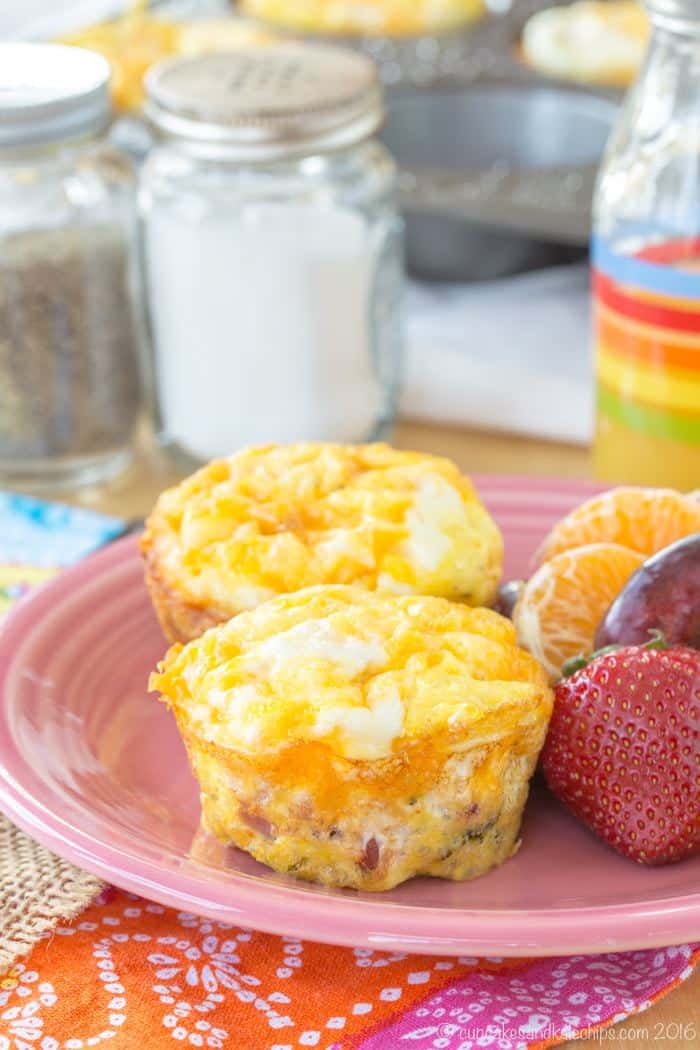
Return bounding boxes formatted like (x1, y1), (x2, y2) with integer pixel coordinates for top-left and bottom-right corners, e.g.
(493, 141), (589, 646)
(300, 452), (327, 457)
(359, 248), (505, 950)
(0, 814), (102, 974)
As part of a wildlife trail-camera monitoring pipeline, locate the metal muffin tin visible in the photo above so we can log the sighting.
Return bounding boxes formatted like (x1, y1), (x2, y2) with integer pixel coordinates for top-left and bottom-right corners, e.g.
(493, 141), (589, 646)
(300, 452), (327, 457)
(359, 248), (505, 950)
(381, 79), (617, 280)
(259, 0), (624, 280)
(295, 0), (621, 89)
(245, 0), (559, 85)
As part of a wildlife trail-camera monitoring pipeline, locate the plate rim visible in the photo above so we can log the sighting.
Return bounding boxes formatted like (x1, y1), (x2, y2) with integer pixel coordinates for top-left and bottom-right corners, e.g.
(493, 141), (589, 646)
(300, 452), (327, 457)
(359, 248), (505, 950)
(0, 473), (698, 957)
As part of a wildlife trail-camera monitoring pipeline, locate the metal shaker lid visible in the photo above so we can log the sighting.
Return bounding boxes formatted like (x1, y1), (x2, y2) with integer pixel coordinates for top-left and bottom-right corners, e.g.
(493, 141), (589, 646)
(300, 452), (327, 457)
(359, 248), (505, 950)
(144, 43), (384, 160)
(0, 43), (111, 148)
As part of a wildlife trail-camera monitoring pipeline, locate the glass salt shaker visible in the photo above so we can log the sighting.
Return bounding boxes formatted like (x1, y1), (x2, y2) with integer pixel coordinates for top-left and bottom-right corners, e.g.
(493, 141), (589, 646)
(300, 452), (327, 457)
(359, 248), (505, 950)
(0, 44), (143, 488)
(592, 0), (700, 488)
(139, 43), (403, 465)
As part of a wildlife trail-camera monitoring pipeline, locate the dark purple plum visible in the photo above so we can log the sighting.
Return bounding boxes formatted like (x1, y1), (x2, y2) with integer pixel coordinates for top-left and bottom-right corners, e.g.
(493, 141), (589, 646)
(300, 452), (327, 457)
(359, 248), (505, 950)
(595, 533), (700, 650)
(493, 580), (525, 620)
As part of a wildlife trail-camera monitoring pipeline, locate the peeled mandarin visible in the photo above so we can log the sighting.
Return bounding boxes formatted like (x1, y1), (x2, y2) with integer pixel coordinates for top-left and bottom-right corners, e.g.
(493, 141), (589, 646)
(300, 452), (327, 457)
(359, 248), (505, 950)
(514, 542), (645, 682)
(536, 487), (700, 564)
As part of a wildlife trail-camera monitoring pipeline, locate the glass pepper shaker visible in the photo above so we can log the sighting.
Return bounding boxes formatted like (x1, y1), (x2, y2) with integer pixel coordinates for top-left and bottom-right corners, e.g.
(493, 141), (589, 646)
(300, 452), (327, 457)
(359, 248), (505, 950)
(139, 43), (403, 466)
(0, 44), (143, 489)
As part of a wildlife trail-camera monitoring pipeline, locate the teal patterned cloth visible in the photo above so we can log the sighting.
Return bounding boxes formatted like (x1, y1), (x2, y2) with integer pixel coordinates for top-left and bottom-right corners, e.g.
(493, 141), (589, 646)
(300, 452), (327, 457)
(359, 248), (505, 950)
(0, 493), (125, 613)
(0, 492), (124, 568)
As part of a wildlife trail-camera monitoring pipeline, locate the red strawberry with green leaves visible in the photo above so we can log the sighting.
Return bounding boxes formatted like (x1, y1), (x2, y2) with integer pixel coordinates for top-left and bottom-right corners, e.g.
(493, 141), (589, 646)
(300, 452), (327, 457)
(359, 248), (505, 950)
(541, 638), (699, 865)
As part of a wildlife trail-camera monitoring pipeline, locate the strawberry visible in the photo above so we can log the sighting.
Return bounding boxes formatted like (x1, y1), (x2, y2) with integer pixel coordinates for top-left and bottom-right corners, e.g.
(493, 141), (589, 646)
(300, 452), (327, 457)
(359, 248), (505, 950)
(541, 641), (700, 865)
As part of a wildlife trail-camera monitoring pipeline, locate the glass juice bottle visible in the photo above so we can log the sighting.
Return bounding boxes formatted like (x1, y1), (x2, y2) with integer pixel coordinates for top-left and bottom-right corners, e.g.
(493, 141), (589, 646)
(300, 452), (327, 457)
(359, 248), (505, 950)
(593, 0), (700, 489)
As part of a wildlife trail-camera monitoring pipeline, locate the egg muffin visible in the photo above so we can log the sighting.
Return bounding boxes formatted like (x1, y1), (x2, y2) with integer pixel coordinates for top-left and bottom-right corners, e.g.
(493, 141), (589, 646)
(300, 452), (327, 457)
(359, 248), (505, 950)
(239, 0), (485, 36)
(151, 586), (552, 891)
(142, 443), (503, 644)
(521, 1), (647, 87)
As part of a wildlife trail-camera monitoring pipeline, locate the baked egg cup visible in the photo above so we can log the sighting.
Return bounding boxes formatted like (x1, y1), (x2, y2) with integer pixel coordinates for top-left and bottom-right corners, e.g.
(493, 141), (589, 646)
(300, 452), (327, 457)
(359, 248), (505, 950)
(520, 0), (647, 87)
(238, 0), (485, 36)
(151, 586), (553, 892)
(142, 442), (504, 644)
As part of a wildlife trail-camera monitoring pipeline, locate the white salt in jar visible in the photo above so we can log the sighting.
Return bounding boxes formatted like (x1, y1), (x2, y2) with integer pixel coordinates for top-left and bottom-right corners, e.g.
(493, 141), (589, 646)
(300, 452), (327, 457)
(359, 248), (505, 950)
(140, 43), (403, 463)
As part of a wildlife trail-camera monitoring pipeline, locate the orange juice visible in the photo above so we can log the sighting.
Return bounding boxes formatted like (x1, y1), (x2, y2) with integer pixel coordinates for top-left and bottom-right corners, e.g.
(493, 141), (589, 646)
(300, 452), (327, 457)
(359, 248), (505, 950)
(592, 236), (700, 489)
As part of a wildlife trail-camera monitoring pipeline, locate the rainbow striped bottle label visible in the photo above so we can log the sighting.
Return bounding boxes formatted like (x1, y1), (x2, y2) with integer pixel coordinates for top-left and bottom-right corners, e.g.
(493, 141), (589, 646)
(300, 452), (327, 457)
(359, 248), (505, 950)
(592, 235), (700, 448)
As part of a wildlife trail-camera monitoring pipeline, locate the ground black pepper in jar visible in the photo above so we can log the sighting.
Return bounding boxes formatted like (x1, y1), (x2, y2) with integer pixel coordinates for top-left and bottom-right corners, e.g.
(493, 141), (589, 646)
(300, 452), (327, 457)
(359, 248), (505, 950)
(0, 44), (143, 488)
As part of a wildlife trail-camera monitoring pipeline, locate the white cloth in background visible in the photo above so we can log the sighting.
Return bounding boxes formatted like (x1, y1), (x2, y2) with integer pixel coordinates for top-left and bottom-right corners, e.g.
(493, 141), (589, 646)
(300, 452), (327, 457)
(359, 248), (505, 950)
(401, 263), (594, 445)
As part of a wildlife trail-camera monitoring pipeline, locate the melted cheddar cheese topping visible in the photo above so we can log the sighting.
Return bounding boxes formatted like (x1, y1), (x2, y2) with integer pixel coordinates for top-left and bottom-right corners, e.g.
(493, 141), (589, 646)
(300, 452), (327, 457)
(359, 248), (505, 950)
(151, 586), (551, 761)
(146, 443), (503, 615)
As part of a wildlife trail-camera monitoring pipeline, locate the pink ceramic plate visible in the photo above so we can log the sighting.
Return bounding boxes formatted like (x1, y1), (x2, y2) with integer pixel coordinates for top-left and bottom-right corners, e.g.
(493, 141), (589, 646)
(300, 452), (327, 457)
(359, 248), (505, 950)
(0, 474), (698, 957)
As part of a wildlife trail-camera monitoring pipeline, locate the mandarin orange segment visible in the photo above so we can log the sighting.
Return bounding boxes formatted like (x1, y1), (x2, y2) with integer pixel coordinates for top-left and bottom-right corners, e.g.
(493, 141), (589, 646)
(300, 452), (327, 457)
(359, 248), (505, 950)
(513, 543), (645, 682)
(536, 487), (700, 564)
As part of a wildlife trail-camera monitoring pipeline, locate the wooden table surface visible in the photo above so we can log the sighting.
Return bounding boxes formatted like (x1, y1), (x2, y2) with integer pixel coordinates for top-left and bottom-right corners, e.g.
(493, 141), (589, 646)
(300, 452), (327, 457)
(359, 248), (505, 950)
(66, 421), (700, 1049)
